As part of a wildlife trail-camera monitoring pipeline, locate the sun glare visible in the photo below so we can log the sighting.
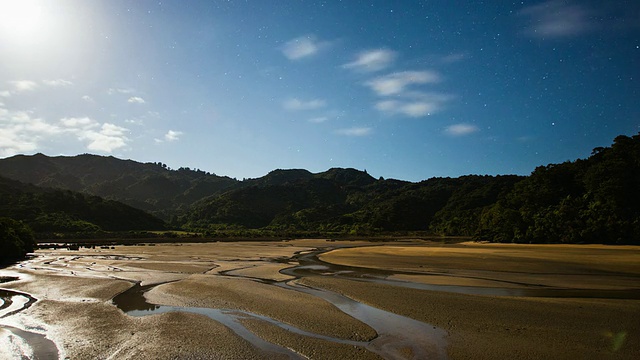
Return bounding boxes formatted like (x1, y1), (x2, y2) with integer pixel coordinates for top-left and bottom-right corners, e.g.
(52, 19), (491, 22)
(0, 0), (50, 43)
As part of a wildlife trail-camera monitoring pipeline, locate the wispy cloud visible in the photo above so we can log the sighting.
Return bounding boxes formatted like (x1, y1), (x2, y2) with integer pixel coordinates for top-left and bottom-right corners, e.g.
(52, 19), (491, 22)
(343, 48), (397, 72)
(308, 116), (328, 123)
(43, 79), (73, 87)
(60, 117), (99, 129)
(81, 95), (95, 103)
(336, 127), (373, 137)
(164, 130), (183, 142)
(375, 92), (453, 117)
(283, 98), (326, 111)
(108, 88), (135, 95)
(0, 102), (132, 156)
(445, 123), (479, 136)
(519, 1), (593, 39)
(440, 53), (466, 64)
(127, 96), (146, 104)
(281, 35), (329, 60)
(366, 71), (441, 96)
(8, 80), (39, 93)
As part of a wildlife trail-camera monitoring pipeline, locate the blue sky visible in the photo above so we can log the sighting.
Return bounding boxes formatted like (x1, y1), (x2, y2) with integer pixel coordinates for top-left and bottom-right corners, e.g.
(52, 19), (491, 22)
(0, 0), (638, 182)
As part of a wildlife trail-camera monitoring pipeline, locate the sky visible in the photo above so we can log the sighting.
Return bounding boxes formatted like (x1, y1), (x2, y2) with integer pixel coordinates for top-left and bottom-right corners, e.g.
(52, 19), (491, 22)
(0, 0), (638, 182)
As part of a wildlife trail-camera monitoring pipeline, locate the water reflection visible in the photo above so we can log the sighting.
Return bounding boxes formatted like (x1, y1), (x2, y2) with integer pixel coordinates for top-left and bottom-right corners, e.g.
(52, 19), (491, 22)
(112, 283), (160, 312)
(286, 250), (640, 300)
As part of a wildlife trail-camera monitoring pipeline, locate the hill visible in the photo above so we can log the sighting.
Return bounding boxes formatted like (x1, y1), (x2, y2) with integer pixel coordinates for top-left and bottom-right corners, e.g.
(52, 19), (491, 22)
(0, 154), (239, 220)
(0, 175), (165, 235)
(1, 133), (638, 244)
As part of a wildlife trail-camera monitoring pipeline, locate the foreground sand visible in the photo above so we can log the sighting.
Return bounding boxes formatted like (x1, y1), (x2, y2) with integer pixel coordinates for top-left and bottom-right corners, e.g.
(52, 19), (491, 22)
(0, 239), (638, 359)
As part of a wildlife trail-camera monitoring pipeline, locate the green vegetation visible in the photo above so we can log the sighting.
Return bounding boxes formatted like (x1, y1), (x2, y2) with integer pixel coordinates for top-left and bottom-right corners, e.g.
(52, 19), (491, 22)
(0, 175), (165, 238)
(475, 134), (640, 244)
(0, 153), (238, 220)
(0, 133), (637, 244)
(0, 217), (35, 263)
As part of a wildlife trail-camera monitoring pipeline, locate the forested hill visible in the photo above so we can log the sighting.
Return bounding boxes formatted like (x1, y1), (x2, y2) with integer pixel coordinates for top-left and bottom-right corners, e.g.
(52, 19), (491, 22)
(0, 153), (239, 220)
(475, 134), (640, 244)
(0, 175), (165, 234)
(181, 133), (640, 244)
(0, 133), (638, 244)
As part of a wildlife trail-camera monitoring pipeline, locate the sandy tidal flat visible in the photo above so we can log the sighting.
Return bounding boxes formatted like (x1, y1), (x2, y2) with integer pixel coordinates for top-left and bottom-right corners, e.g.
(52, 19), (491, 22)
(0, 239), (638, 359)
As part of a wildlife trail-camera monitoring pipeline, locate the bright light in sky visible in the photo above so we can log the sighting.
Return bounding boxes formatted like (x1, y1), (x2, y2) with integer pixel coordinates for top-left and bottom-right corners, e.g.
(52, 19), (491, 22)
(0, 1), (638, 182)
(0, 0), (50, 44)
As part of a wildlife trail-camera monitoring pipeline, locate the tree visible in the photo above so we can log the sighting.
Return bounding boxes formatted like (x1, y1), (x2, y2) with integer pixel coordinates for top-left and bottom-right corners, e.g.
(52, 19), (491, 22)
(0, 217), (36, 263)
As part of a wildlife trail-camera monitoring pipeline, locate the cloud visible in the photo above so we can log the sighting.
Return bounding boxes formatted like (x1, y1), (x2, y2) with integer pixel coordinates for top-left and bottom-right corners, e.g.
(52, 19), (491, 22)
(0, 91), (11, 97)
(281, 35), (329, 60)
(164, 130), (183, 142)
(283, 98), (326, 111)
(43, 79), (73, 87)
(343, 49), (397, 72)
(440, 53), (466, 64)
(108, 88), (135, 95)
(9, 80), (39, 93)
(375, 92), (453, 117)
(519, 1), (593, 39)
(80, 123), (129, 152)
(336, 127), (373, 137)
(81, 95), (95, 102)
(0, 99), (131, 155)
(308, 116), (328, 123)
(0, 105), (55, 156)
(366, 71), (441, 96)
(60, 117), (99, 129)
(127, 96), (146, 104)
(445, 123), (479, 136)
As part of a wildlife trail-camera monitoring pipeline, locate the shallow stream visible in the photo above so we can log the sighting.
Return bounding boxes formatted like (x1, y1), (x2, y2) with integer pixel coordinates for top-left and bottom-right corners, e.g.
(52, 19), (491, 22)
(112, 248), (449, 359)
(0, 279), (59, 360)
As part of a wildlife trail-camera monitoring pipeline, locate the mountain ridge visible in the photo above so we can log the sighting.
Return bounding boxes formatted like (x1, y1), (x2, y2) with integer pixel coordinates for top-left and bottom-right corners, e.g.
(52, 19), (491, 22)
(1, 132), (638, 244)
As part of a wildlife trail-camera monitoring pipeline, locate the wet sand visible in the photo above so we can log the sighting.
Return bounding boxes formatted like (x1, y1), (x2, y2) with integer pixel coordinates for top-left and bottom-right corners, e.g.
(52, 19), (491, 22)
(316, 242), (640, 359)
(0, 239), (638, 359)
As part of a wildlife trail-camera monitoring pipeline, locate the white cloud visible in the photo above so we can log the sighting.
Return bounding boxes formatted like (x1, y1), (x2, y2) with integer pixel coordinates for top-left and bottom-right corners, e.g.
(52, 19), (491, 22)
(125, 118), (144, 125)
(336, 127), (373, 137)
(9, 80), (38, 93)
(127, 96), (146, 104)
(520, 1), (592, 39)
(308, 116), (328, 123)
(0, 91), (11, 97)
(81, 95), (95, 102)
(164, 130), (183, 142)
(445, 123), (479, 136)
(440, 53), (466, 64)
(283, 98), (326, 111)
(343, 49), (397, 72)
(61, 118), (129, 152)
(281, 35), (328, 60)
(43, 79), (73, 87)
(0, 105), (53, 156)
(0, 99), (131, 155)
(366, 71), (441, 96)
(108, 88), (135, 95)
(80, 123), (129, 152)
(60, 117), (98, 129)
(155, 130), (184, 143)
(374, 92), (453, 117)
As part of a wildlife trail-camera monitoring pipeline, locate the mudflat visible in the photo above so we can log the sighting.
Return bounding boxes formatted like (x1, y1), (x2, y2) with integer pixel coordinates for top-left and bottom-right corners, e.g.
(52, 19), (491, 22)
(0, 239), (638, 359)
